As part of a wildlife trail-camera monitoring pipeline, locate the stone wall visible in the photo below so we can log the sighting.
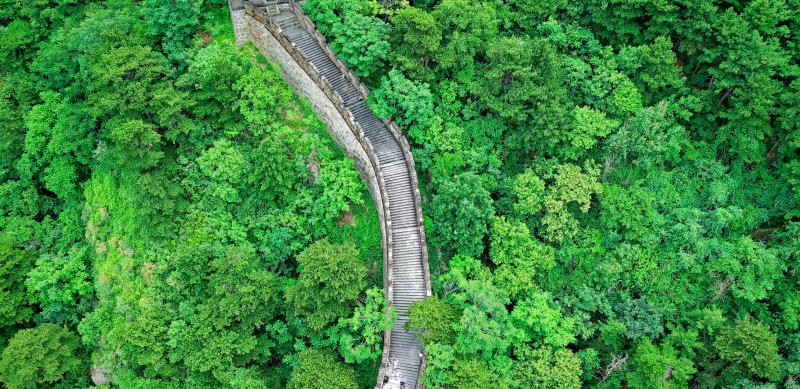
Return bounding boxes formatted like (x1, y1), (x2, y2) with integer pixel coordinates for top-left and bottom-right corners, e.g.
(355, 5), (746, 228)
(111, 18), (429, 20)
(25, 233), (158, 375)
(229, 0), (248, 46)
(242, 10), (387, 234)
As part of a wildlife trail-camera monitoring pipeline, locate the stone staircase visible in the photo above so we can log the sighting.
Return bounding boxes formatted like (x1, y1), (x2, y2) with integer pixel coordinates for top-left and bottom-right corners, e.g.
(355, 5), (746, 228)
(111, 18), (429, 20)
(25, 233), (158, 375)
(279, 19), (428, 389)
(239, 2), (431, 388)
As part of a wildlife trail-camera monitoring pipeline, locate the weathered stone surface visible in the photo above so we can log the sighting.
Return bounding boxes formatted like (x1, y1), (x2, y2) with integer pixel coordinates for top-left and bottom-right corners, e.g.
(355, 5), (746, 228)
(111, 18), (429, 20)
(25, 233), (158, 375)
(230, 7), (247, 46)
(244, 16), (386, 222)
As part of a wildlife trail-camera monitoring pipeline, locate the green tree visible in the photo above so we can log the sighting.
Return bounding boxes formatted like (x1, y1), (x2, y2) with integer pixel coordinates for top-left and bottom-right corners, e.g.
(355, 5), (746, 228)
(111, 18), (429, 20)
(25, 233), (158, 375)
(141, 0), (203, 63)
(708, 236), (784, 303)
(24, 245), (94, 326)
(0, 324), (84, 389)
(563, 106), (619, 160)
(714, 318), (780, 381)
(178, 41), (251, 134)
(431, 0), (498, 72)
(528, 163), (603, 243)
(501, 0), (566, 32)
(335, 287), (396, 363)
(389, 6), (441, 79)
(430, 173), (494, 257)
(367, 68), (436, 143)
(232, 66), (294, 129)
(512, 170), (546, 217)
(447, 358), (493, 388)
(615, 297), (664, 342)
(286, 239), (367, 331)
(163, 210), (284, 375)
(405, 296), (461, 345)
(604, 102), (686, 171)
(626, 338), (696, 388)
(617, 36), (683, 102)
(250, 125), (310, 206)
(476, 36), (571, 154)
(18, 91), (96, 203)
(490, 217), (555, 299)
(311, 158), (365, 229)
(196, 139), (248, 203)
(287, 349), (358, 389)
(511, 292), (575, 348)
(452, 276), (521, 359)
(511, 346), (582, 389)
(0, 233), (34, 328)
(331, 11), (390, 77)
(87, 44), (187, 128)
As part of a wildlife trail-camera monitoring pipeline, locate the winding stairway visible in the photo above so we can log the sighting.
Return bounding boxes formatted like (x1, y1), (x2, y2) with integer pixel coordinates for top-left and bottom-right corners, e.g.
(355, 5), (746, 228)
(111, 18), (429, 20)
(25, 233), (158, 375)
(230, 1), (432, 387)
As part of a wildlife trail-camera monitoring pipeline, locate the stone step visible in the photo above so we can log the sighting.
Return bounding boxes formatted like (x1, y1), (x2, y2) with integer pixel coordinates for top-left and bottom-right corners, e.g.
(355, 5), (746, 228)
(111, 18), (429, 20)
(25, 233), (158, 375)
(389, 203), (417, 212)
(376, 149), (403, 160)
(393, 233), (420, 241)
(387, 196), (415, 206)
(392, 236), (421, 245)
(392, 286), (426, 292)
(391, 272), (425, 278)
(393, 256), (423, 263)
(392, 212), (417, 223)
(392, 290), (426, 296)
(378, 155), (407, 165)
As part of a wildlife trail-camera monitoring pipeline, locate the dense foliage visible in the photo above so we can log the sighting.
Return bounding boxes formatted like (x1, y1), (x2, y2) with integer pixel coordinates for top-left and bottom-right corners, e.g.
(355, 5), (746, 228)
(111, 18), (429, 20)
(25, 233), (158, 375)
(305, 0), (800, 386)
(0, 0), (389, 387)
(2, 0), (799, 387)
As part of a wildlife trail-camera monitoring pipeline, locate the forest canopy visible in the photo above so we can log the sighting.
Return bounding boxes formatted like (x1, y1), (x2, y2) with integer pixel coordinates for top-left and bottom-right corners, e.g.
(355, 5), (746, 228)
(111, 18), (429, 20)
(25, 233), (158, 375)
(1, 0), (387, 387)
(1, 0), (799, 388)
(306, 0), (800, 386)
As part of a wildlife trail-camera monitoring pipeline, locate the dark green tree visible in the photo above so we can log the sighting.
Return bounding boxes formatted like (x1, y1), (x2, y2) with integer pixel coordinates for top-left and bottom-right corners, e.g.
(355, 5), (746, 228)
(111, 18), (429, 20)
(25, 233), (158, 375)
(430, 173), (494, 257)
(0, 233), (33, 328)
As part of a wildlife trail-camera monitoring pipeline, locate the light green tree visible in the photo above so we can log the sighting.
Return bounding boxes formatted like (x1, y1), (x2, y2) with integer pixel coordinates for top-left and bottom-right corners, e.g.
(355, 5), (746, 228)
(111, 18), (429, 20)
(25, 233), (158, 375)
(511, 292), (575, 348)
(286, 239), (367, 331)
(288, 349), (358, 389)
(0, 233), (33, 328)
(0, 324), (84, 389)
(714, 318), (780, 381)
(626, 338), (696, 388)
(335, 287), (396, 363)
(511, 345), (582, 389)
(405, 296), (461, 345)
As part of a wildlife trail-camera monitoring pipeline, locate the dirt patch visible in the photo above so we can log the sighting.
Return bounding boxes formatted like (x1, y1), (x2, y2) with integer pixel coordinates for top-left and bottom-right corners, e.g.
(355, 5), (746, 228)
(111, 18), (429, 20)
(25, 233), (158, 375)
(338, 210), (355, 227)
(200, 31), (213, 45)
(91, 366), (110, 386)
